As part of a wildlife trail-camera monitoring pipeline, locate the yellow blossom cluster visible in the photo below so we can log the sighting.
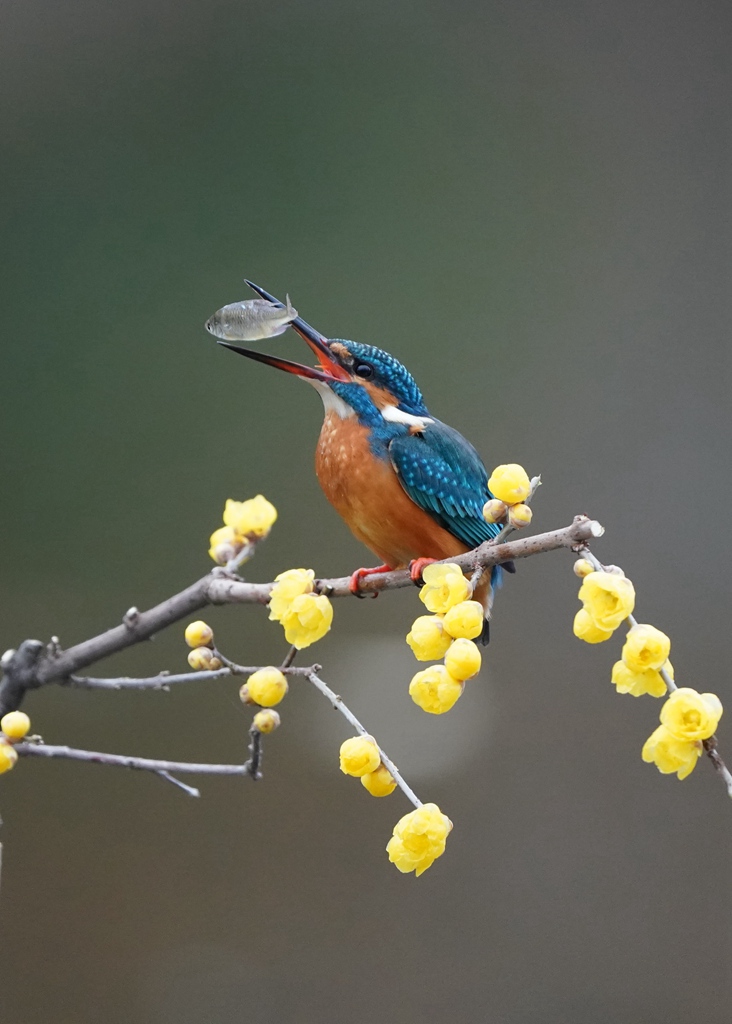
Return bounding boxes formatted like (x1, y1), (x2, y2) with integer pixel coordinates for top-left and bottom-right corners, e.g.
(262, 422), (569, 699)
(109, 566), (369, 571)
(339, 735), (397, 797)
(184, 619), (222, 671)
(386, 803), (452, 876)
(642, 689), (723, 780)
(267, 568), (333, 649)
(0, 710), (32, 774)
(482, 463), (534, 529)
(406, 564), (483, 714)
(208, 494), (278, 565)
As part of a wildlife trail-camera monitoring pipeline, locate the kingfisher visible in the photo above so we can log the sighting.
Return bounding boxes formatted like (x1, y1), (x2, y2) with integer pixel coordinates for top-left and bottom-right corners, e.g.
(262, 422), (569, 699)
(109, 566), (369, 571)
(218, 281), (512, 641)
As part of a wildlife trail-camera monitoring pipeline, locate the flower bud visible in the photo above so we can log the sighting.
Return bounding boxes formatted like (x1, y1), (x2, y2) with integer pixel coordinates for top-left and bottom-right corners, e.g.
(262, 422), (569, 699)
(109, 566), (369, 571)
(361, 763), (397, 797)
(487, 464), (531, 505)
(339, 735), (381, 777)
(0, 740), (18, 774)
(573, 558), (594, 578)
(253, 709), (281, 733)
(442, 600), (485, 640)
(406, 615), (453, 661)
(188, 647), (222, 671)
(409, 665), (463, 714)
(239, 684), (254, 705)
(208, 525), (243, 565)
(507, 503), (532, 529)
(246, 667), (289, 707)
(1, 711), (31, 741)
(184, 620), (214, 649)
(482, 499), (508, 524)
(444, 638), (482, 681)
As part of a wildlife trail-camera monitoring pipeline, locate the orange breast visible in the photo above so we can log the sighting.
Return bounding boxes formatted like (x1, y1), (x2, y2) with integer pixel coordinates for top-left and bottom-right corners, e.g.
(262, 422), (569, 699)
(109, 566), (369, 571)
(315, 413), (470, 569)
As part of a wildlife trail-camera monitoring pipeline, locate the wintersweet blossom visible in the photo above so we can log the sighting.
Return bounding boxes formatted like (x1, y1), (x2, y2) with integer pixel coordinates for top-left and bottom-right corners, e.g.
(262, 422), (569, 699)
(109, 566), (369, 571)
(507, 503), (532, 529)
(442, 601), (484, 640)
(0, 740), (18, 774)
(487, 464), (531, 505)
(444, 638), (482, 681)
(419, 563), (470, 614)
(386, 802), (452, 876)
(641, 725), (701, 780)
(1, 711), (31, 741)
(578, 571), (635, 631)
(621, 624), (671, 672)
(253, 709), (281, 733)
(223, 495), (278, 538)
(611, 659), (672, 698)
(280, 593), (333, 648)
(659, 688), (722, 742)
(406, 615), (453, 661)
(573, 608), (614, 644)
(246, 667), (289, 707)
(188, 647), (222, 671)
(268, 568), (315, 622)
(340, 735), (380, 777)
(482, 498), (508, 524)
(361, 763), (397, 797)
(409, 665), (463, 714)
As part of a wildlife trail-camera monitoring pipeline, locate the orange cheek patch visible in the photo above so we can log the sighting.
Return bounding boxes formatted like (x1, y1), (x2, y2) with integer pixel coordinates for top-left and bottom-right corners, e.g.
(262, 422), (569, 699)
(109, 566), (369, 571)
(363, 382), (398, 409)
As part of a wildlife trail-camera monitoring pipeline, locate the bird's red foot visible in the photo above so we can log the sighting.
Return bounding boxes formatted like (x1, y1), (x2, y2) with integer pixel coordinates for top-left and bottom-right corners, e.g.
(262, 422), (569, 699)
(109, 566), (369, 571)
(349, 564), (392, 598)
(408, 557), (438, 585)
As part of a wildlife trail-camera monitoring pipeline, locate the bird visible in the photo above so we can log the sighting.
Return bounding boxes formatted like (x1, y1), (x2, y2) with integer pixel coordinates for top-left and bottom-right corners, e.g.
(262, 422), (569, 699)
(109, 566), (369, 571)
(218, 281), (512, 642)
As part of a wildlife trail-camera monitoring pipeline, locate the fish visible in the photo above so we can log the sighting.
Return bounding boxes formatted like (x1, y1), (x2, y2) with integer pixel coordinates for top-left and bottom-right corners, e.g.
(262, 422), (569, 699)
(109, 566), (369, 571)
(205, 294), (298, 341)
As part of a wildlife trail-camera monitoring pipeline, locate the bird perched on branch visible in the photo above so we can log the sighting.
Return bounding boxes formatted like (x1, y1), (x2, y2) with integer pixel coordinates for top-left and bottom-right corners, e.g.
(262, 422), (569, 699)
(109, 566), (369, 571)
(218, 281), (512, 641)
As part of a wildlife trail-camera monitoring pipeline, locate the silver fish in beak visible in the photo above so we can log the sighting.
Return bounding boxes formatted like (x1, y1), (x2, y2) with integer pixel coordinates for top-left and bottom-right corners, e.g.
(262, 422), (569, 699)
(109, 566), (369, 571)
(205, 294), (298, 342)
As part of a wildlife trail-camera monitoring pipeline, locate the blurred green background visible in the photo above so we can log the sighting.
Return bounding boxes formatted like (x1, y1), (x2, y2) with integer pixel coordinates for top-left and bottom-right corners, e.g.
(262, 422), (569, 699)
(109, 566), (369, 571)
(2, 0), (731, 1021)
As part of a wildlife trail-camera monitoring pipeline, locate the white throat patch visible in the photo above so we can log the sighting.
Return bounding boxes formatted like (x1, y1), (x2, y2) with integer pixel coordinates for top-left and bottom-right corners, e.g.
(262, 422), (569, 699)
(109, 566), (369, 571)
(309, 380), (355, 419)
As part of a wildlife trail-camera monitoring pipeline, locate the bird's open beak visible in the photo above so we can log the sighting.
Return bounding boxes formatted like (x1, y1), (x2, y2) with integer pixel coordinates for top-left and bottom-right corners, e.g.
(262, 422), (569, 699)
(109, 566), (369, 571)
(217, 281), (351, 383)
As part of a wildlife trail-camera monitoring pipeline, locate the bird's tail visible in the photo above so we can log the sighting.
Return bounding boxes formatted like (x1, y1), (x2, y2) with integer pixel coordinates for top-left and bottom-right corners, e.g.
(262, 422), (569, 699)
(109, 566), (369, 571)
(474, 561), (516, 645)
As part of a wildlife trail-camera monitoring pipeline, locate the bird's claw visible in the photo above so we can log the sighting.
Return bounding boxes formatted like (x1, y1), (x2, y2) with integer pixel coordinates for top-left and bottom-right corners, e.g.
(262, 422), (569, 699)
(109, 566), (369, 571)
(408, 557), (438, 586)
(348, 565), (391, 598)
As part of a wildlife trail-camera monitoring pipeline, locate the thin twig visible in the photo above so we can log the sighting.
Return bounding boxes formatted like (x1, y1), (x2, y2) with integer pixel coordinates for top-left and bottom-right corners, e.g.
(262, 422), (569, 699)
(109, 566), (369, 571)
(243, 726), (264, 781)
(305, 671), (422, 809)
(14, 742), (250, 776)
(156, 770), (200, 798)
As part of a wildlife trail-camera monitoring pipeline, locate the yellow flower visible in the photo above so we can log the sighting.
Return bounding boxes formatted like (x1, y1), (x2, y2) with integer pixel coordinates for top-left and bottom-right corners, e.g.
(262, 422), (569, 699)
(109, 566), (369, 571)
(507, 503), (532, 529)
(621, 623), (671, 672)
(1, 711), (31, 741)
(444, 638), (482, 681)
(406, 615), (453, 661)
(268, 568), (315, 622)
(188, 647), (222, 671)
(253, 709), (281, 733)
(340, 735), (380, 777)
(184, 620), (214, 648)
(386, 802), (452, 876)
(419, 563), (470, 614)
(281, 593), (333, 648)
(611, 659), (672, 698)
(659, 687), (722, 742)
(246, 667), (288, 707)
(208, 525), (243, 565)
(361, 763), (397, 797)
(223, 495), (278, 538)
(0, 740), (18, 774)
(642, 725), (701, 780)
(482, 498), (508, 524)
(578, 571), (635, 631)
(409, 665), (464, 714)
(487, 464), (531, 505)
(573, 608), (614, 644)
(443, 601), (484, 640)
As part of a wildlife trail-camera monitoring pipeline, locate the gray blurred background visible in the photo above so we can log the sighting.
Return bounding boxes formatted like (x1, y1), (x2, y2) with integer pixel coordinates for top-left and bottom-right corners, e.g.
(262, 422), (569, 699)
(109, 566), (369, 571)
(1, 0), (731, 1021)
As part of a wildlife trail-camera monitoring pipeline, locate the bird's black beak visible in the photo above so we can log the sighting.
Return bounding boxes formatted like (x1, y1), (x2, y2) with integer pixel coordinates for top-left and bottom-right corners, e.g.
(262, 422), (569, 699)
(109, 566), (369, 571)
(217, 281), (351, 383)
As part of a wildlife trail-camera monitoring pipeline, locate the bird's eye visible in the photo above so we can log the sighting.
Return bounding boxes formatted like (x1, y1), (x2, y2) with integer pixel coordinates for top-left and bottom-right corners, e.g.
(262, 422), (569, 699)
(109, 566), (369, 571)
(354, 362), (374, 380)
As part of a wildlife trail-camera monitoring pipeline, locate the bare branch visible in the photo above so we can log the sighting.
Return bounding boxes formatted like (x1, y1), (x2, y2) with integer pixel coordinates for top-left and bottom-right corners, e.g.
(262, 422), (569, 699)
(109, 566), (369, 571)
(14, 742), (250, 776)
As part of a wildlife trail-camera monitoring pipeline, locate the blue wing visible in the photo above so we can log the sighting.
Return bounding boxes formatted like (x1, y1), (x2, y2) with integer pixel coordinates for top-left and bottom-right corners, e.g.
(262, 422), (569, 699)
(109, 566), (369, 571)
(388, 419), (501, 549)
